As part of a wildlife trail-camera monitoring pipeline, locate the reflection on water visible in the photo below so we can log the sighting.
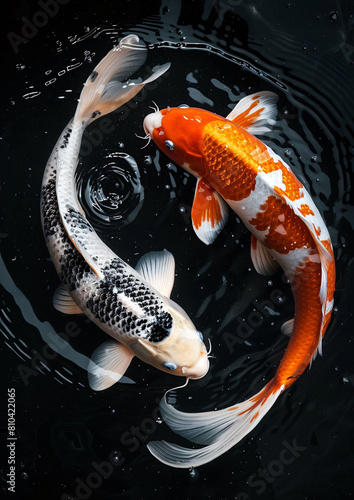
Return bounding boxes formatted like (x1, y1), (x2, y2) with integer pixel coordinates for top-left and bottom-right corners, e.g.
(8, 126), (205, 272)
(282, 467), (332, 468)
(1, 0), (353, 498)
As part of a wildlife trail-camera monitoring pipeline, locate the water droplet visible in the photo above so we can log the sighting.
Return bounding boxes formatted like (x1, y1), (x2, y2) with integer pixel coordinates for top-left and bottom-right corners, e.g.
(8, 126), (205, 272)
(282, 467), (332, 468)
(311, 155), (317, 162)
(179, 206), (186, 213)
(329, 11), (339, 22)
(341, 377), (349, 385)
(111, 452), (121, 464)
(118, 142), (124, 148)
(284, 149), (291, 157)
(21, 472), (29, 480)
(143, 155), (152, 165)
(156, 417), (163, 424)
(16, 64), (25, 70)
(267, 280), (273, 286)
(189, 467), (199, 480)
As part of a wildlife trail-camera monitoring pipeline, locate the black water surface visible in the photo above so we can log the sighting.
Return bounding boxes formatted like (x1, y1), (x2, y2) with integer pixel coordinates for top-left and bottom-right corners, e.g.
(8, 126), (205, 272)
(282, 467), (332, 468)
(1, 1), (353, 499)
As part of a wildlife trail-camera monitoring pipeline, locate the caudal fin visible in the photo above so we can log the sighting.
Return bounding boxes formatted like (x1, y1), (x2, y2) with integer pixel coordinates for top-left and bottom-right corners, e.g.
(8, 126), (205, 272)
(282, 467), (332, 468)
(148, 379), (284, 468)
(73, 34), (170, 126)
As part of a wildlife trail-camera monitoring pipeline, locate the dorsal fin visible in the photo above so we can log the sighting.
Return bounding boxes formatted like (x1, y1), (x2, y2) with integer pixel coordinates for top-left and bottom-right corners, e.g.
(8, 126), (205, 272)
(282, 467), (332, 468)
(226, 91), (278, 135)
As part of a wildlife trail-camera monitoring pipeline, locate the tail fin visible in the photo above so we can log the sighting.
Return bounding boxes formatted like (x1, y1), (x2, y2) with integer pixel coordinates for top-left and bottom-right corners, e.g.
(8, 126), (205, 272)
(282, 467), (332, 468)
(73, 34), (170, 125)
(148, 379), (284, 468)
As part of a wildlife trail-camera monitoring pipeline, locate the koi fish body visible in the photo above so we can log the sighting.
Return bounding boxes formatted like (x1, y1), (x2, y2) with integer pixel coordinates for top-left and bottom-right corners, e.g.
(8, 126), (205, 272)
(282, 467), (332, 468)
(41, 35), (209, 392)
(143, 91), (335, 467)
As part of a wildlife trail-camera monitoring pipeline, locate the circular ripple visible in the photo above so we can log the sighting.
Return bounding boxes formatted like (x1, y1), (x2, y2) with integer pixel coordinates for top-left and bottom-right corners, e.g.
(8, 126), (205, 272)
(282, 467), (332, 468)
(77, 151), (144, 230)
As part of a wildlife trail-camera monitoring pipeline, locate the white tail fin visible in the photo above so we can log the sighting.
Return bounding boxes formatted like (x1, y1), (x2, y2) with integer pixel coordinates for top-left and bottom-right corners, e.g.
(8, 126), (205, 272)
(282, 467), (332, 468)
(148, 379), (284, 468)
(74, 34), (170, 125)
(57, 34), (170, 278)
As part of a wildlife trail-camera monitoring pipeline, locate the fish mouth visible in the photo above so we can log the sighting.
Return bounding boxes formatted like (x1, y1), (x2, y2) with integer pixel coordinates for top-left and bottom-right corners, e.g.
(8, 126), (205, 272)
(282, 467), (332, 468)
(143, 110), (163, 135)
(186, 354), (210, 380)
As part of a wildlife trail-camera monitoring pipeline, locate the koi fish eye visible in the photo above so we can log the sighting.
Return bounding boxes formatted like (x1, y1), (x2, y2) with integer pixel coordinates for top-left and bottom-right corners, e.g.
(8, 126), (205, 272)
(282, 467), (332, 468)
(164, 362), (178, 371)
(178, 104), (189, 108)
(165, 140), (175, 151)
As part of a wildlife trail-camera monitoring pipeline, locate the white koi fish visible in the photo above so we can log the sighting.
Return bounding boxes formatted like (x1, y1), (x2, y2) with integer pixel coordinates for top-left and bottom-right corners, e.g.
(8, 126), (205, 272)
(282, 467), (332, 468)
(41, 35), (209, 391)
(143, 92), (335, 467)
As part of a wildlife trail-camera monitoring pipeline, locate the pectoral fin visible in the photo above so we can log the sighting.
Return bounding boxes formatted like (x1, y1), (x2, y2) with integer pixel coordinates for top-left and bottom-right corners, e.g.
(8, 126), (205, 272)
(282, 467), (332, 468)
(250, 235), (279, 276)
(88, 340), (135, 391)
(136, 250), (175, 298)
(191, 178), (228, 245)
(53, 284), (83, 315)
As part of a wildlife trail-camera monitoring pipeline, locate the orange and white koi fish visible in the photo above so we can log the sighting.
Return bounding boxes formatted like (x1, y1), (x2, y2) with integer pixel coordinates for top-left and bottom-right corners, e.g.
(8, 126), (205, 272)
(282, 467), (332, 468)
(142, 91), (335, 467)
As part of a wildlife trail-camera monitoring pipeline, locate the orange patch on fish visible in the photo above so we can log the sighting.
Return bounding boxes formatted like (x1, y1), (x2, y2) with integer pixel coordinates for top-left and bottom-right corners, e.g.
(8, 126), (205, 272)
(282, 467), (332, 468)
(299, 204), (315, 217)
(202, 120), (303, 202)
(250, 195), (316, 254)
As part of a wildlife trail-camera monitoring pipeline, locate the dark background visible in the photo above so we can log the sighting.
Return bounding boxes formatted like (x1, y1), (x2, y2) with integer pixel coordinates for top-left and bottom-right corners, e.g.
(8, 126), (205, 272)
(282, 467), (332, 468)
(1, 1), (353, 499)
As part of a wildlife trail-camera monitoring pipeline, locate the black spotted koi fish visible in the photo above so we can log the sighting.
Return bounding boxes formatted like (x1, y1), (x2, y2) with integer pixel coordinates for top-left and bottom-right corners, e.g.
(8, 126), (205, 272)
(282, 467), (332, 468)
(41, 35), (209, 392)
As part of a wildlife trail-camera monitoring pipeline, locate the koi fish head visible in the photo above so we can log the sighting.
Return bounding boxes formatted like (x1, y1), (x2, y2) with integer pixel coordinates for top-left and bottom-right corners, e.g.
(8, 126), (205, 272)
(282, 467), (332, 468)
(143, 106), (218, 176)
(130, 297), (209, 380)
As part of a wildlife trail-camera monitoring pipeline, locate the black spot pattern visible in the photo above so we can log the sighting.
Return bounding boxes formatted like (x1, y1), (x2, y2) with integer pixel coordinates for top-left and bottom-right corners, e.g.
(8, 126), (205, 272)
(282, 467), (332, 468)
(64, 207), (95, 234)
(41, 177), (62, 238)
(60, 127), (72, 149)
(85, 258), (173, 342)
(41, 149), (173, 344)
(90, 71), (98, 82)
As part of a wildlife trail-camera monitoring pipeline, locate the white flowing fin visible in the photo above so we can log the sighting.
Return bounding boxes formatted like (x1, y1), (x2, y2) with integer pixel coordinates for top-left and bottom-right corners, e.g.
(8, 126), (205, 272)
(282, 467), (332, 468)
(53, 283), (83, 314)
(148, 380), (284, 468)
(135, 250), (176, 298)
(281, 318), (294, 336)
(250, 235), (279, 276)
(74, 34), (170, 126)
(88, 340), (135, 391)
(226, 91), (278, 135)
(191, 178), (229, 245)
(57, 35), (171, 279)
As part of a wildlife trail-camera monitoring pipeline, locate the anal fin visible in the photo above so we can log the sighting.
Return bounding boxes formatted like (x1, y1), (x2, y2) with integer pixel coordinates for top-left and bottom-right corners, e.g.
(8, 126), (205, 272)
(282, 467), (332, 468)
(192, 178), (228, 245)
(281, 318), (294, 336)
(250, 235), (279, 276)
